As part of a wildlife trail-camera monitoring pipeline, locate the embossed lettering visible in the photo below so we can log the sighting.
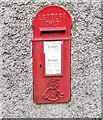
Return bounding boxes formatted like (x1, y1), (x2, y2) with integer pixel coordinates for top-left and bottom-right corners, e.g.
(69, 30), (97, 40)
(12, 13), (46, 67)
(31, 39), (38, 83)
(38, 13), (66, 26)
(43, 14), (46, 20)
(45, 20), (59, 27)
(63, 13), (66, 18)
(38, 15), (42, 20)
(59, 13), (62, 18)
(55, 14), (59, 20)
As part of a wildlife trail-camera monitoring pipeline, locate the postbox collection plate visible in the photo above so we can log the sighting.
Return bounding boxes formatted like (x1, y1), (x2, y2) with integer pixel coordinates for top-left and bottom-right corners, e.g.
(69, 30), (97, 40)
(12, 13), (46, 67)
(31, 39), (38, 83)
(44, 41), (62, 75)
(32, 5), (72, 104)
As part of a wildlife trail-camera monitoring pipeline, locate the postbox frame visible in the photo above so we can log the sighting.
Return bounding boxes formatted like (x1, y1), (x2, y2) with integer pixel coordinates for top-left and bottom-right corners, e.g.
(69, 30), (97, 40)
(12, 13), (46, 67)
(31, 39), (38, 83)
(32, 5), (72, 104)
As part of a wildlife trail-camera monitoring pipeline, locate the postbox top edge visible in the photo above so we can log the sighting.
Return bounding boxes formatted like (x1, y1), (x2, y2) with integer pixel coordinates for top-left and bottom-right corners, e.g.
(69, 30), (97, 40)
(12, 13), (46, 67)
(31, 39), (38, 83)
(33, 5), (72, 23)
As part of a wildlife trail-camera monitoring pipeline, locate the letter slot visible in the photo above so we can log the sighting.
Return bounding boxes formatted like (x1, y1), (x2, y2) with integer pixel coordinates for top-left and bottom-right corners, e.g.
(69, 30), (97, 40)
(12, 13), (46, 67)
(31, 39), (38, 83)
(40, 27), (66, 34)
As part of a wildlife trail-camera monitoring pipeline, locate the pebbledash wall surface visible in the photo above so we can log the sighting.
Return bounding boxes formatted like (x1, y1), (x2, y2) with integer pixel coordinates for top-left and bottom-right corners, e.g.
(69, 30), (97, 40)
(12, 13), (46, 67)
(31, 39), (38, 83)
(0, 0), (102, 118)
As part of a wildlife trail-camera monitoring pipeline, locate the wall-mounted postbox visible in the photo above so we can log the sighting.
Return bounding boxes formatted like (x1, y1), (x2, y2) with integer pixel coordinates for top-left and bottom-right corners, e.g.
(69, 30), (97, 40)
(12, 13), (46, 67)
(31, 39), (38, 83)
(32, 5), (72, 104)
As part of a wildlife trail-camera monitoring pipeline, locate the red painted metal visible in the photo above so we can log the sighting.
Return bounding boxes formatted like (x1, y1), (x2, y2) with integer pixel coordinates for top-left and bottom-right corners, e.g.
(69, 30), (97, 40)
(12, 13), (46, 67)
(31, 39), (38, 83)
(32, 5), (72, 104)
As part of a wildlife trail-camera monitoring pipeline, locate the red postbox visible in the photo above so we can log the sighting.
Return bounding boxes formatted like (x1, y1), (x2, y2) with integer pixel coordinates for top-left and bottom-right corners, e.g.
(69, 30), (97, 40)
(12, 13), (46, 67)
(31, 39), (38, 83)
(32, 5), (72, 104)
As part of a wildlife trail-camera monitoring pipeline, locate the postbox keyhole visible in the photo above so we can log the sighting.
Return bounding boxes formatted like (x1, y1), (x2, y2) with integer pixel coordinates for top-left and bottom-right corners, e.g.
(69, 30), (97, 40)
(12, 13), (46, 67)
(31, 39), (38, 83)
(40, 64), (42, 68)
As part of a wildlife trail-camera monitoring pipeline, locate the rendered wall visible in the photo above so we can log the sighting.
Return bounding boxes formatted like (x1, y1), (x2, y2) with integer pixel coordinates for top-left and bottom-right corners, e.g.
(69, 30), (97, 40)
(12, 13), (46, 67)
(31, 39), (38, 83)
(1, 0), (102, 118)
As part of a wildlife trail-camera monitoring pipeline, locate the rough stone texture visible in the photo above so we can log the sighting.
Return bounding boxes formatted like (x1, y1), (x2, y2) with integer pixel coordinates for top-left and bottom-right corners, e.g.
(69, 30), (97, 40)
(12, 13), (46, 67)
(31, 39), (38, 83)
(1, 0), (102, 118)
